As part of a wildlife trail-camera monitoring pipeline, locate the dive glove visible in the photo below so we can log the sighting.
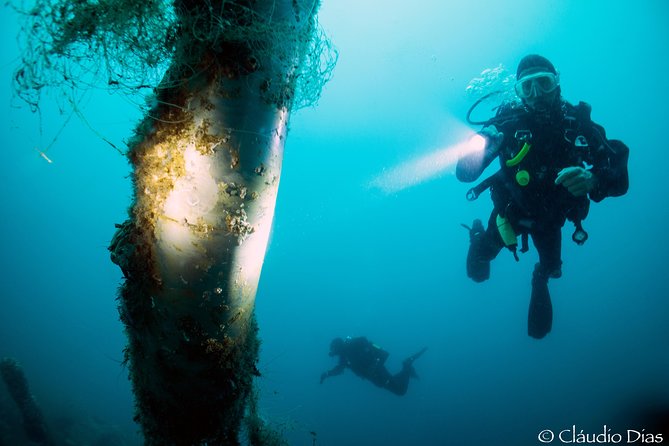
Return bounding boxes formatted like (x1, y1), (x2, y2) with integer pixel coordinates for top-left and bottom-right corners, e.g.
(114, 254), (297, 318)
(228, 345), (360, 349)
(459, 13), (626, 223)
(555, 166), (597, 197)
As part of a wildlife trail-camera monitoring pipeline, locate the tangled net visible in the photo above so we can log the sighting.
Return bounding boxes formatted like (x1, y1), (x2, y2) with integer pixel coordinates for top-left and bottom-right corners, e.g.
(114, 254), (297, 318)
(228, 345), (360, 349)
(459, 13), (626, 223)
(11, 0), (337, 112)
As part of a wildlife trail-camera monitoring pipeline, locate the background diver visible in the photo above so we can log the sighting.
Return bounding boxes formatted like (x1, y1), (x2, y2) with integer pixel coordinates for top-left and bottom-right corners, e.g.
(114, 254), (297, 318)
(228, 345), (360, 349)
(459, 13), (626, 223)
(457, 54), (629, 339)
(320, 336), (426, 396)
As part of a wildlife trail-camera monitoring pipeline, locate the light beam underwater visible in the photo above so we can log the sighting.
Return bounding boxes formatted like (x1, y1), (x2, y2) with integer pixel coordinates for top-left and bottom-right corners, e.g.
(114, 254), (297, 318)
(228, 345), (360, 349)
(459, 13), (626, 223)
(370, 132), (485, 193)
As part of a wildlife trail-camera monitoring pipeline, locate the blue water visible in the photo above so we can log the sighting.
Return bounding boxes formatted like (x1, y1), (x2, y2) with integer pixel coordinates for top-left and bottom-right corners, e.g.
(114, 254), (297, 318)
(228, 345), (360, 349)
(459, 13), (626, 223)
(1, 1), (668, 445)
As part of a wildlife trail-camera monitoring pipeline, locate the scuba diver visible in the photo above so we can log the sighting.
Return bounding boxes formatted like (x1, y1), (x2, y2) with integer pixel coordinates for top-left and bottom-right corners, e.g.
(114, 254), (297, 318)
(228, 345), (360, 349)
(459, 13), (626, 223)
(457, 54), (629, 339)
(320, 336), (427, 396)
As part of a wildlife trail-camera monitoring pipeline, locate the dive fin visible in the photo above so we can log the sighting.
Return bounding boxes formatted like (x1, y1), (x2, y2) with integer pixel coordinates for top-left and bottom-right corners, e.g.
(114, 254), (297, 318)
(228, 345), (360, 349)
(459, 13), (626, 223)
(465, 219), (491, 282)
(403, 347), (427, 366)
(528, 269), (553, 339)
(401, 347), (427, 380)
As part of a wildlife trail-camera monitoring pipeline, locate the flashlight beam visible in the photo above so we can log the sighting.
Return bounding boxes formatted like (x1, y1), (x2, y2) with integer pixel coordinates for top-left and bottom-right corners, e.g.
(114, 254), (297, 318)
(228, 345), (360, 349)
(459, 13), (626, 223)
(370, 133), (485, 193)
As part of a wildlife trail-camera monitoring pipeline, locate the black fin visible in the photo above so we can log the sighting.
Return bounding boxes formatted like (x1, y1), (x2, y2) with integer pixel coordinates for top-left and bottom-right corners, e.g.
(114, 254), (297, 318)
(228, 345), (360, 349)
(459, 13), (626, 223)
(403, 347), (427, 366)
(528, 270), (553, 339)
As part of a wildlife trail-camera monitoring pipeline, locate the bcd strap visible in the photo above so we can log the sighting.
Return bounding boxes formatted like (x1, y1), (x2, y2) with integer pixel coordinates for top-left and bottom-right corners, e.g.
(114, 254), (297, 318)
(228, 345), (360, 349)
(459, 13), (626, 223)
(521, 233), (529, 253)
(507, 232), (528, 262)
(575, 101), (592, 124)
(466, 171), (500, 201)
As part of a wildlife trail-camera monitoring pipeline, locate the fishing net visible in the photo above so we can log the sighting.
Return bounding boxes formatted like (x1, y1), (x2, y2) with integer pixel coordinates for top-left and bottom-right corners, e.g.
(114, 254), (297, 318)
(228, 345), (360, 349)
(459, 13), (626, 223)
(11, 0), (337, 113)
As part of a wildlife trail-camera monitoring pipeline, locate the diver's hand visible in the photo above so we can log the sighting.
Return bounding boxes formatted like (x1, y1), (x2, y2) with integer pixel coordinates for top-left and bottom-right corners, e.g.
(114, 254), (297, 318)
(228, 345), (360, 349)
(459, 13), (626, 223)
(479, 126), (504, 154)
(320, 372), (327, 384)
(555, 166), (597, 197)
(457, 126), (504, 183)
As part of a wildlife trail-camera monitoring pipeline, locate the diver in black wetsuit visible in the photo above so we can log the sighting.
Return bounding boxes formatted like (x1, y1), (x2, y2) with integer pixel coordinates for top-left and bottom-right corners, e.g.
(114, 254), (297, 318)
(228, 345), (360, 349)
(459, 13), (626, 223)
(458, 54), (629, 339)
(320, 336), (426, 396)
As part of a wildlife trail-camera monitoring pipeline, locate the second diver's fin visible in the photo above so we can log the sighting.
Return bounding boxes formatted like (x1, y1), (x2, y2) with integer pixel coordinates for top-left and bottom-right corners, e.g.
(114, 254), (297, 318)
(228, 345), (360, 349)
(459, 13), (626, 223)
(403, 347), (427, 367)
(402, 347), (427, 380)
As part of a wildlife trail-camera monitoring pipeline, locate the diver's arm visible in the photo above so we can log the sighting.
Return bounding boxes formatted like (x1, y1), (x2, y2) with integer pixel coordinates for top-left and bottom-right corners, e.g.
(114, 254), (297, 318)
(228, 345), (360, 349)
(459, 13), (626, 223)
(586, 122), (630, 202)
(320, 363), (346, 383)
(456, 126), (504, 183)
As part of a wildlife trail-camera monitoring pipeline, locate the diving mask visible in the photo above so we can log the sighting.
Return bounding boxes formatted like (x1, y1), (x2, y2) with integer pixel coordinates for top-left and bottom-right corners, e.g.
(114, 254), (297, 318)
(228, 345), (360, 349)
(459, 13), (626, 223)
(514, 72), (559, 99)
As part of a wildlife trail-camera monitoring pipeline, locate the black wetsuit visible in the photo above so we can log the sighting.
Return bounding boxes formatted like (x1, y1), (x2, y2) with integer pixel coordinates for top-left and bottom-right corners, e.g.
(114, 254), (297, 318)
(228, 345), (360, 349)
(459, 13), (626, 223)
(457, 99), (629, 338)
(321, 337), (414, 396)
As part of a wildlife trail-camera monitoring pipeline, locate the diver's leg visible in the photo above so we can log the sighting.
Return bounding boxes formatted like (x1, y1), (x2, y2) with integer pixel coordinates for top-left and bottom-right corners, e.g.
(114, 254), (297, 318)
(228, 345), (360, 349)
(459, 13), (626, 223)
(384, 349), (427, 396)
(368, 367), (401, 394)
(527, 228), (561, 339)
(466, 212), (504, 283)
(532, 227), (562, 278)
(385, 366), (412, 396)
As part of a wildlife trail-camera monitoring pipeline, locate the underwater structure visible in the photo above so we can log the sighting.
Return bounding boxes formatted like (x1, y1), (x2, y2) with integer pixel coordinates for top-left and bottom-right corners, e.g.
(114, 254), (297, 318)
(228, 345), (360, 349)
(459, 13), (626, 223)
(0, 358), (53, 446)
(107, 1), (325, 445)
(13, 0), (333, 443)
